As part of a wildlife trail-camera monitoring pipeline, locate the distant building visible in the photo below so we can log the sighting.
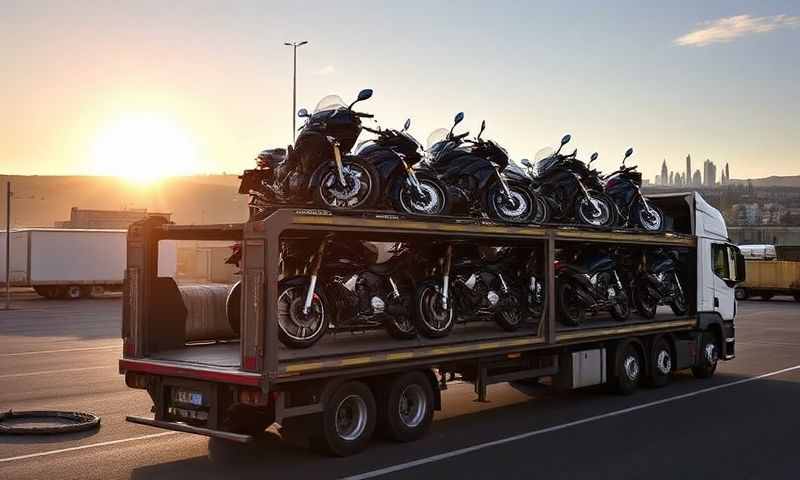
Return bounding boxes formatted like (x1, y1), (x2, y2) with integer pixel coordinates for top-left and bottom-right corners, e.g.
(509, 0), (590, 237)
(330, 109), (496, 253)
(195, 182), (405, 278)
(693, 169), (702, 185)
(54, 207), (171, 229)
(686, 154), (691, 185)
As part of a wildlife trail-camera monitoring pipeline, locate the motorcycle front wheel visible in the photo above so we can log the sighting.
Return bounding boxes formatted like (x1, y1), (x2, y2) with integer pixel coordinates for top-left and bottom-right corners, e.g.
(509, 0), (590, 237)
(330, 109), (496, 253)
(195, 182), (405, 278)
(634, 202), (665, 232)
(414, 279), (455, 338)
(558, 281), (585, 326)
(393, 173), (451, 216)
(312, 157), (381, 210)
(574, 191), (617, 228)
(276, 279), (329, 349)
(484, 184), (536, 224)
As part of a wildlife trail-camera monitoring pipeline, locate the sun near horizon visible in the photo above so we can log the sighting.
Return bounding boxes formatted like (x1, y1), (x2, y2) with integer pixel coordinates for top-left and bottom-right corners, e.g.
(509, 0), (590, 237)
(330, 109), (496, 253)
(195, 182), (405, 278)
(89, 112), (199, 185)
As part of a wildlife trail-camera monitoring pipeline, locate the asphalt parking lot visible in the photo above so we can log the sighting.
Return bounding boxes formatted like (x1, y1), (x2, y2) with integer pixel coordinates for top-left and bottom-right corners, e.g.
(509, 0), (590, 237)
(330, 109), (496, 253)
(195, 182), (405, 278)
(1, 294), (799, 480)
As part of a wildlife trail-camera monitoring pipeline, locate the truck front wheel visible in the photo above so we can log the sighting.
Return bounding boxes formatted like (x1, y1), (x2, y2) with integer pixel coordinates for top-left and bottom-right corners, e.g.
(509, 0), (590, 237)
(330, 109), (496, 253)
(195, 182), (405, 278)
(313, 381), (376, 456)
(379, 372), (434, 442)
(692, 331), (719, 379)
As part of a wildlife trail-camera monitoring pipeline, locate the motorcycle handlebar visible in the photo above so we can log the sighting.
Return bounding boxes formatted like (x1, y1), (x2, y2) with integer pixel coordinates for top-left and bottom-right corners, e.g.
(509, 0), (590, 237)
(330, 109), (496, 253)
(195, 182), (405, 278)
(354, 112), (374, 118)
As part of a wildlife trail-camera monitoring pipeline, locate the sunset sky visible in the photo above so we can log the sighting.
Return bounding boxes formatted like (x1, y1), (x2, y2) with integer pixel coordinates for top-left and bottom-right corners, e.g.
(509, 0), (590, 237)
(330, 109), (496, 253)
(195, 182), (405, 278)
(2, 0), (799, 181)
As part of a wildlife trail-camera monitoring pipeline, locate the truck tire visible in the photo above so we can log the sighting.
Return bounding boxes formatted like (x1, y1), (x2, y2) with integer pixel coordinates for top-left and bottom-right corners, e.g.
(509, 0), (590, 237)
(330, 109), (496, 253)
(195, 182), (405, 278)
(64, 285), (82, 300)
(646, 336), (673, 388)
(760, 293), (773, 301)
(692, 331), (719, 379)
(312, 381), (376, 457)
(610, 342), (642, 395)
(379, 372), (434, 442)
(33, 286), (49, 298)
(89, 285), (105, 298)
(735, 288), (748, 301)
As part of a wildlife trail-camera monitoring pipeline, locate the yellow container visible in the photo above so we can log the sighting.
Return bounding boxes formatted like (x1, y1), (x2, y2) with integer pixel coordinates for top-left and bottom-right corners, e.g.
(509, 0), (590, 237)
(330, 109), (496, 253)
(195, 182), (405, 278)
(743, 260), (800, 289)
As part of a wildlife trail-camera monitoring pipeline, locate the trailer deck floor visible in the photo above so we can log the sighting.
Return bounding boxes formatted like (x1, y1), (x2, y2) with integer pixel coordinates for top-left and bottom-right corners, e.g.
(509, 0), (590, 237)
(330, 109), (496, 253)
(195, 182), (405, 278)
(150, 342), (241, 369)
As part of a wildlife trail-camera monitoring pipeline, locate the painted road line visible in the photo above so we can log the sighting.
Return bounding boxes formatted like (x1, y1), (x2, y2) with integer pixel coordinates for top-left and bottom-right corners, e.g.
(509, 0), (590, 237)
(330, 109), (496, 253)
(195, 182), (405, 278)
(0, 432), (179, 464)
(343, 363), (800, 480)
(0, 366), (114, 379)
(0, 345), (121, 357)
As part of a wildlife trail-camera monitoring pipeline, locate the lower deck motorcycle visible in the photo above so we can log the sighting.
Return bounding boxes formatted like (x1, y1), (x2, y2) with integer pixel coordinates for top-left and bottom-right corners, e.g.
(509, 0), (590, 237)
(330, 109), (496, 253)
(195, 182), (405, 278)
(556, 248), (630, 326)
(276, 236), (421, 348)
(604, 148), (665, 232)
(415, 243), (527, 338)
(632, 248), (688, 318)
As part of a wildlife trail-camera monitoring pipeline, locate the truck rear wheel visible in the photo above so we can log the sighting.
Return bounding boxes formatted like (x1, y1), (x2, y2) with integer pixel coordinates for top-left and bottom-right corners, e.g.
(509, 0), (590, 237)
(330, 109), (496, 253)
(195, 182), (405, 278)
(610, 342), (642, 395)
(735, 288), (748, 301)
(379, 372), (434, 442)
(313, 381), (376, 457)
(64, 285), (82, 300)
(692, 331), (719, 379)
(646, 336), (672, 387)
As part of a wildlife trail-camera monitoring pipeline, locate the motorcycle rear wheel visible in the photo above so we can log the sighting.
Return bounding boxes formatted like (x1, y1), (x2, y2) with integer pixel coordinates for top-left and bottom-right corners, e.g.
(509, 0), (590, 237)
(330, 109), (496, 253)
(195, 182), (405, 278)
(669, 291), (688, 316)
(312, 157), (381, 210)
(532, 195), (551, 224)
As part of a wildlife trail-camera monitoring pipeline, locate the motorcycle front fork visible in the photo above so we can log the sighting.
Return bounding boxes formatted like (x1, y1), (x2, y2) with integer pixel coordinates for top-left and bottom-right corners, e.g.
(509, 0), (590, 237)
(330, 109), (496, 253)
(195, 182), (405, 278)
(303, 240), (328, 315)
(441, 244), (453, 310)
(331, 141), (347, 186)
(575, 176), (601, 217)
(403, 160), (425, 196)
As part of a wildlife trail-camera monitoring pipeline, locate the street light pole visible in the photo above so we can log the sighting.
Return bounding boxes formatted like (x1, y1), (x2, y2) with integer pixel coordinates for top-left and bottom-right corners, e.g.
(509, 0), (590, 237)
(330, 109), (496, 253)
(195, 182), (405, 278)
(284, 40), (308, 141)
(4, 181), (11, 310)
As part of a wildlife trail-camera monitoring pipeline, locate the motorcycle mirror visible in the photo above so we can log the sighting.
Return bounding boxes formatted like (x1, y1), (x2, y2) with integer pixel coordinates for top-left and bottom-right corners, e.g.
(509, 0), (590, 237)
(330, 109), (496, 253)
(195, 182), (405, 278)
(297, 108), (309, 118)
(477, 120), (486, 140)
(622, 147), (633, 166)
(349, 88), (373, 109)
(403, 118), (411, 131)
(590, 152), (598, 164)
(454, 112), (465, 126)
(561, 134), (571, 146)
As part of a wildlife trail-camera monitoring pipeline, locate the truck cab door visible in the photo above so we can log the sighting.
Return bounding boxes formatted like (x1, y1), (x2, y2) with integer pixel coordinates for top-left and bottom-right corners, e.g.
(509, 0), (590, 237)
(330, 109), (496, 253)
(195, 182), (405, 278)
(710, 243), (744, 320)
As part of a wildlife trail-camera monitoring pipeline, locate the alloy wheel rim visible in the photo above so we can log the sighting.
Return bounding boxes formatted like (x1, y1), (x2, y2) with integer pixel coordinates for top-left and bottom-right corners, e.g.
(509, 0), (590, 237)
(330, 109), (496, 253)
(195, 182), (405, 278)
(493, 189), (531, 221)
(420, 287), (452, 332)
(640, 207), (663, 231)
(320, 164), (372, 208)
(401, 180), (444, 215)
(398, 385), (427, 428)
(335, 395), (368, 441)
(580, 197), (611, 226)
(277, 287), (325, 341)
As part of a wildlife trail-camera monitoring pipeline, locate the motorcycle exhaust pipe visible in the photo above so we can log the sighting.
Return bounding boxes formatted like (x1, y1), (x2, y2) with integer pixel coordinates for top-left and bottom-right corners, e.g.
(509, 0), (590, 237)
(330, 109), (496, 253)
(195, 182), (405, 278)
(303, 240), (328, 315)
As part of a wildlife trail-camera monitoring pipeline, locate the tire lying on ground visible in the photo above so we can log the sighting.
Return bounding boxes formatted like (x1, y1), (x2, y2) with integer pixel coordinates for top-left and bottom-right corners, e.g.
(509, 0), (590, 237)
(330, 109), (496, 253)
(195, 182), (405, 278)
(0, 410), (101, 435)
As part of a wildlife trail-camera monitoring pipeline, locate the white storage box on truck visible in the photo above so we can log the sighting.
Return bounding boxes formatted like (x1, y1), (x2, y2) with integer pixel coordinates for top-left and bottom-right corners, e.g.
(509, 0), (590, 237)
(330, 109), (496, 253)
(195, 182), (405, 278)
(1, 228), (176, 299)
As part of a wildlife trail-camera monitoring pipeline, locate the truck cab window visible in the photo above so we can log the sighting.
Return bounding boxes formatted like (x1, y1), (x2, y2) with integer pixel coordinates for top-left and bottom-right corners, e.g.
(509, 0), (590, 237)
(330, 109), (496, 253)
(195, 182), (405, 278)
(712, 243), (730, 280)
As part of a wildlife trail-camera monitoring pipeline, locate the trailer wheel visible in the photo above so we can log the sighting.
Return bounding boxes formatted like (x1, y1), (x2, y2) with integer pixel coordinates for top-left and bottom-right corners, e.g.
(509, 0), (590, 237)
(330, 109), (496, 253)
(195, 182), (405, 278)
(313, 381), (376, 457)
(45, 286), (64, 299)
(646, 336), (673, 388)
(64, 285), (82, 300)
(379, 372), (434, 442)
(735, 288), (748, 301)
(89, 285), (105, 298)
(692, 331), (719, 379)
(610, 342), (642, 395)
(759, 293), (773, 301)
(33, 286), (49, 298)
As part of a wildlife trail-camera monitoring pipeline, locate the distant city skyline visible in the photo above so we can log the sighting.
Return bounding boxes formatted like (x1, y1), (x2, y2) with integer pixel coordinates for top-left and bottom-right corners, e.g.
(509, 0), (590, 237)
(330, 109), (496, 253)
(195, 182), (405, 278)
(653, 155), (732, 187)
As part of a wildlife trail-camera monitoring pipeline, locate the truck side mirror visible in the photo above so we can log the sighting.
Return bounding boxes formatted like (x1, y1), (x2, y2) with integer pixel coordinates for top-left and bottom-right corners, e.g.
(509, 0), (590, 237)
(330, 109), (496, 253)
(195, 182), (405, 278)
(735, 250), (746, 283)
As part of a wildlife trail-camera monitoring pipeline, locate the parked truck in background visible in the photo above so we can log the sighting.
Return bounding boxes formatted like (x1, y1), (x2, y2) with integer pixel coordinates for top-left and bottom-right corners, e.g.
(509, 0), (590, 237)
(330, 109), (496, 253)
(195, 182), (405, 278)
(0, 228), (177, 299)
(736, 244), (800, 302)
(120, 192), (745, 456)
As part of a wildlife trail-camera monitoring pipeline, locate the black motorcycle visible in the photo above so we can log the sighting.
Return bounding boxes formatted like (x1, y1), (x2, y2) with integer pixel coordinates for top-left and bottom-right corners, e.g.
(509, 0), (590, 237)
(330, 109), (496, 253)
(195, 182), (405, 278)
(276, 236), (421, 348)
(355, 119), (451, 215)
(524, 135), (617, 227)
(604, 148), (665, 231)
(556, 248), (630, 326)
(632, 248), (688, 318)
(419, 113), (537, 224)
(240, 89), (381, 218)
(415, 243), (527, 338)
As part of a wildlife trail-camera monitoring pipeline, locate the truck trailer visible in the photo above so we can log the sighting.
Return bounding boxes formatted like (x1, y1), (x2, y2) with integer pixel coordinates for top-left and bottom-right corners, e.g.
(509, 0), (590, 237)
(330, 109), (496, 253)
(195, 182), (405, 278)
(119, 192), (744, 456)
(0, 228), (177, 299)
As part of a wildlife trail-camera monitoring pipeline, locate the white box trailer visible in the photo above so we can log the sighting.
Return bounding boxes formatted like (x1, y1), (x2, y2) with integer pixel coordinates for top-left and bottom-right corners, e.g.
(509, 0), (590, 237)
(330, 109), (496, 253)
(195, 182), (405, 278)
(1, 228), (176, 299)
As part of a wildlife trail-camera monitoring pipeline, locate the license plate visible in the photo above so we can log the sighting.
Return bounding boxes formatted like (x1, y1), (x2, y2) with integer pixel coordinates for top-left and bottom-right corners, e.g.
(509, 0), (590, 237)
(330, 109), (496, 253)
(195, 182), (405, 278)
(174, 389), (203, 406)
